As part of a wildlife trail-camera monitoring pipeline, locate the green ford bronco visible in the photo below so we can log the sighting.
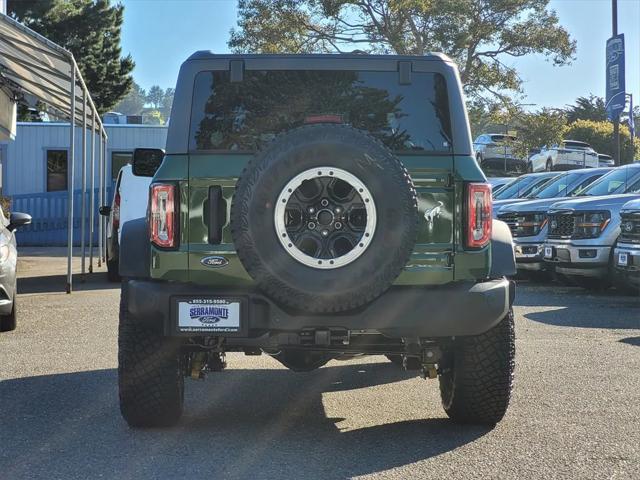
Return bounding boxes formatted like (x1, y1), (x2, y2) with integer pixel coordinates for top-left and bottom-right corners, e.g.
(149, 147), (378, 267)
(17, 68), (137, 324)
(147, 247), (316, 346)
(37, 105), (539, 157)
(118, 52), (517, 428)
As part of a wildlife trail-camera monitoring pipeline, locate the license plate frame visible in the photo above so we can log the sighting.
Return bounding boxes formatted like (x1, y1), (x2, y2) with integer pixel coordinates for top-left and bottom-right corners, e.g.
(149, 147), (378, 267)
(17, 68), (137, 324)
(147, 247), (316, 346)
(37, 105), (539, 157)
(171, 296), (247, 336)
(617, 252), (629, 267)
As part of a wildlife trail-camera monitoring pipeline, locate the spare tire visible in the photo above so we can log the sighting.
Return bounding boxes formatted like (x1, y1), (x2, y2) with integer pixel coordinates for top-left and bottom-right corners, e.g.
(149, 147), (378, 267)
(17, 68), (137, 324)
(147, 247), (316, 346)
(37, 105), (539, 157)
(231, 124), (418, 313)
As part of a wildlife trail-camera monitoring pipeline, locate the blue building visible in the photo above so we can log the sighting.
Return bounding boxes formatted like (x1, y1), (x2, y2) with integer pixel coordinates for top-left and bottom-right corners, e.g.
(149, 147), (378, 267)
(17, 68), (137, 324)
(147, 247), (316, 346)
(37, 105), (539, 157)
(1, 122), (168, 245)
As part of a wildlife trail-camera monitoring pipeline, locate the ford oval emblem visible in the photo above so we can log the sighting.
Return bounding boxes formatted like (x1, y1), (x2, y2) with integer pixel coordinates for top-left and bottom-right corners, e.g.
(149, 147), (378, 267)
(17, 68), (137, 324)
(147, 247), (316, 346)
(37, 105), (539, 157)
(200, 256), (229, 268)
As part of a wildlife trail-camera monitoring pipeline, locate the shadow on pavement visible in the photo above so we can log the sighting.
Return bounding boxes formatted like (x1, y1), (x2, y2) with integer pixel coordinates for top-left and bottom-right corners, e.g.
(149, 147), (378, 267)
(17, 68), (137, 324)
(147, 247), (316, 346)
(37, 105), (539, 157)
(523, 305), (639, 330)
(515, 283), (640, 330)
(17, 272), (118, 294)
(619, 337), (640, 347)
(0, 362), (489, 479)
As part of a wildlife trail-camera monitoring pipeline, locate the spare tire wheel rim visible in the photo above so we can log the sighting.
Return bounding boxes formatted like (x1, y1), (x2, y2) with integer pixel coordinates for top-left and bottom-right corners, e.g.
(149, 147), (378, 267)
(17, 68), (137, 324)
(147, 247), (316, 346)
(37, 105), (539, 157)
(274, 167), (377, 269)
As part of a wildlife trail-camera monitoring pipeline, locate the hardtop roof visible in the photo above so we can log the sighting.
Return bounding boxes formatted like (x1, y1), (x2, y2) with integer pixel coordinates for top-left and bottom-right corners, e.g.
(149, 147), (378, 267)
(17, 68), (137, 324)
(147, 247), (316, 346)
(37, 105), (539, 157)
(186, 51), (454, 63)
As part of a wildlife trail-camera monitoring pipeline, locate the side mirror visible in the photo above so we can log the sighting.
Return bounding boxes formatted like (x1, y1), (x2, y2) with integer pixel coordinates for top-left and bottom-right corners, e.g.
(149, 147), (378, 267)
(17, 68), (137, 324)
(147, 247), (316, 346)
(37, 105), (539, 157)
(8, 212), (31, 232)
(99, 206), (111, 216)
(132, 148), (164, 177)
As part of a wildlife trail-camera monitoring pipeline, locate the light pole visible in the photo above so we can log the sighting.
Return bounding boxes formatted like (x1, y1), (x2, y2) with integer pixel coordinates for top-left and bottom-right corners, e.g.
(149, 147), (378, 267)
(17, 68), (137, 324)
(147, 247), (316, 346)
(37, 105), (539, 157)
(612, 0), (621, 165)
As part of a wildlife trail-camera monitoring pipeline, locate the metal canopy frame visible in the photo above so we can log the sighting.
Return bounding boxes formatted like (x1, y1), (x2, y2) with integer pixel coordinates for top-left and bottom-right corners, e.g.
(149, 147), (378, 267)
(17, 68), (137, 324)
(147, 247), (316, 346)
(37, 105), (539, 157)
(0, 13), (109, 293)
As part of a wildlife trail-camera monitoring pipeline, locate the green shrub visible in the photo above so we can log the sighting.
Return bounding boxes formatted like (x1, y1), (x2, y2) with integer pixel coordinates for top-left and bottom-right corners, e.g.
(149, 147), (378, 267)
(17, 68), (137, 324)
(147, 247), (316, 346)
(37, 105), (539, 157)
(564, 120), (639, 164)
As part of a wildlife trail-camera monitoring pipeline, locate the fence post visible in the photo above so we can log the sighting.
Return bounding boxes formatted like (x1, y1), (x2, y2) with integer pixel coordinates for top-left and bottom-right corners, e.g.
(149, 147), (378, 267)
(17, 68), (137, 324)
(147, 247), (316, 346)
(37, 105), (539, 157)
(98, 132), (103, 267)
(66, 66), (76, 294)
(89, 112), (95, 273)
(80, 88), (87, 280)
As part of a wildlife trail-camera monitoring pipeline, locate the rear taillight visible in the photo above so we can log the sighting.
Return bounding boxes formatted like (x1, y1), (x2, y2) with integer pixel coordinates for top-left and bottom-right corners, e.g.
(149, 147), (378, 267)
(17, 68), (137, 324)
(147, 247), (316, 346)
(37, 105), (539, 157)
(112, 192), (121, 231)
(150, 183), (177, 248)
(466, 183), (492, 249)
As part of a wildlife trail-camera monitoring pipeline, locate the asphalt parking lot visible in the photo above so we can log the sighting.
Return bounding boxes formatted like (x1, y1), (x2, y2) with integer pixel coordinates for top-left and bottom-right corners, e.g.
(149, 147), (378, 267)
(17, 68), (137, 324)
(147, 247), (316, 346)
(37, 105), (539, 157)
(1, 251), (639, 480)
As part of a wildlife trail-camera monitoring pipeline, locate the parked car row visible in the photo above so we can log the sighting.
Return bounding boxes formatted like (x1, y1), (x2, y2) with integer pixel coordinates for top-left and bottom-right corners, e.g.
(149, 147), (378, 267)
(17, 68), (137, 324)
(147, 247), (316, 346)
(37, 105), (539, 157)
(474, 134), (614, 175)
(0, 206), (31, 332)
(493, 163), (640, 291)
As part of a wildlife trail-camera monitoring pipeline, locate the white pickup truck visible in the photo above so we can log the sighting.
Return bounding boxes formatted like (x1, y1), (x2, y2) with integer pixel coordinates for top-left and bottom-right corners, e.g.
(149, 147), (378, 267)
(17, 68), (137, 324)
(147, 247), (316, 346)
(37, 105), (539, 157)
(529, 140), (598, 172)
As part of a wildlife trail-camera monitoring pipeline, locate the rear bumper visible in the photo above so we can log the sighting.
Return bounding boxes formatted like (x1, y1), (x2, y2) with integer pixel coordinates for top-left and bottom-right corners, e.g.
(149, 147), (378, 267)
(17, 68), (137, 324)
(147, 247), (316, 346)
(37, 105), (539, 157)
(125, 278), (515, 340)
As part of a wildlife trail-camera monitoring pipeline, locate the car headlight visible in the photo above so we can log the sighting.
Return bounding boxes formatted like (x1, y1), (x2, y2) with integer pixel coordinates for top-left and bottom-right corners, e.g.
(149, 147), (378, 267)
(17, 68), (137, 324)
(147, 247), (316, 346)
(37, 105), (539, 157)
(574, 211), (610, 239)
(0, 244), (9, 263)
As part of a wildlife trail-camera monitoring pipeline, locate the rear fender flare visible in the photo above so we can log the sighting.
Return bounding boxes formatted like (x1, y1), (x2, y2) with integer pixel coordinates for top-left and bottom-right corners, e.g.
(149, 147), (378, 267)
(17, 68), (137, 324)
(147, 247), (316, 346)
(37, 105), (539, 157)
(119, 217), (150, 279)
(490, 219), (516, 278)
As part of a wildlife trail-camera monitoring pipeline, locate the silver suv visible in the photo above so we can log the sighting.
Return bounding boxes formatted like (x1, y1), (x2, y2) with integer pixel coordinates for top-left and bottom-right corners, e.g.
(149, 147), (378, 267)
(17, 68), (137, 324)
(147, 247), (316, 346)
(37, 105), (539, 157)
(473, 133), (526, 174)
(542, 164), (640, 288)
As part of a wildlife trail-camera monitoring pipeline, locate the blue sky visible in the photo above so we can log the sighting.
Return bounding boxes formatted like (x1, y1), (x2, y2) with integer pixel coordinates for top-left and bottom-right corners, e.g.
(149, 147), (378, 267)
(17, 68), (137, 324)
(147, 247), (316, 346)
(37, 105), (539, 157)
(120, 0), (639, 110)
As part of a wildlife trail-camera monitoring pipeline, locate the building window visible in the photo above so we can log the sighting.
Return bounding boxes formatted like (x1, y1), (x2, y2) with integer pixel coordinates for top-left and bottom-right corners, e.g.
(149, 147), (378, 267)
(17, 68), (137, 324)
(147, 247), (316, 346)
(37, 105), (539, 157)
(112, 151), (133, 181)
(46, 150), (67, 192)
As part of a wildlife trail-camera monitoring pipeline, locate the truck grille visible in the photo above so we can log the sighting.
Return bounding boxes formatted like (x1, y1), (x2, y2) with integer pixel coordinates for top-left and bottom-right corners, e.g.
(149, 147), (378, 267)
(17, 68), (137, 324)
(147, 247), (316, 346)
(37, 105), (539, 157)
(497, 212), (541, 238)
(498, 212), (519, 236)
(548, 213), (575, 239)
(619, 213), (640, 244)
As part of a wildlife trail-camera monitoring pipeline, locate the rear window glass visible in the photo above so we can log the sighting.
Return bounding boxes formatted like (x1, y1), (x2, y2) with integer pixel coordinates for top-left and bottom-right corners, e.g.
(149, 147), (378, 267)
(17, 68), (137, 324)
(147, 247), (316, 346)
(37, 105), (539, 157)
(519, 176), (557, 198)
(530, 172), (581, 199)
(494, 175), (538, 200)
(563, 141), (590, 150)
(189, 70), (452, 153)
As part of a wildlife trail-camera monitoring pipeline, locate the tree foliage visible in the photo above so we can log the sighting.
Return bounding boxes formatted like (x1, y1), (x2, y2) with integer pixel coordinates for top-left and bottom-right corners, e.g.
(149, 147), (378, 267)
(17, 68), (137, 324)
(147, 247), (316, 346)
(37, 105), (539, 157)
(564, 120), (639, 165)
(113, 81), (146, 115)
(146, 85), (165, 109)
(8, 0), (134, 113)
(143, 109), (163, 125)
(229, 0), (576, 103)
(565, 95), (607, 124)
(112, 82), (174, 123)
(161, 88), (175, 119)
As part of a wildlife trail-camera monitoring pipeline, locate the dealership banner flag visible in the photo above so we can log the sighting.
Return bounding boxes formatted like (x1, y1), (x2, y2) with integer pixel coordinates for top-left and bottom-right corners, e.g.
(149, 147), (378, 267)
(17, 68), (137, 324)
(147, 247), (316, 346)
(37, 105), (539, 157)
(606, 34), (626, 121)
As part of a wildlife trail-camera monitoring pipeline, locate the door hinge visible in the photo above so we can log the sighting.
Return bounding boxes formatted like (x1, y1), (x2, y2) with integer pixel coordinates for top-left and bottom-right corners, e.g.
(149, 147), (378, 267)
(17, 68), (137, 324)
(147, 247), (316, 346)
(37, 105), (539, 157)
(445, 174), (455, 188)
(446, 252), (454, 267)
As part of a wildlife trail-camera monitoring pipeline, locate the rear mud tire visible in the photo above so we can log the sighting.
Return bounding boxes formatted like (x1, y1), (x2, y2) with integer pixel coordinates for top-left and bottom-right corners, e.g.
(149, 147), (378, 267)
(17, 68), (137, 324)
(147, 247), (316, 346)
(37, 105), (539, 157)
(118, 283), (184, 428)
(439, 308), (515, 425)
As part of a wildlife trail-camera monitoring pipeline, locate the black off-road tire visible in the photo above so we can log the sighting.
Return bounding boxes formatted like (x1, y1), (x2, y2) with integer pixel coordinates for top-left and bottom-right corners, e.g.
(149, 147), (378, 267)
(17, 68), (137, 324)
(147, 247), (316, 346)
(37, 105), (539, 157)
(231, 124), (418, 313)
(118, 283), (184, 428)
(0, 294), (17, 332)
(439, 308), (515, 425)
